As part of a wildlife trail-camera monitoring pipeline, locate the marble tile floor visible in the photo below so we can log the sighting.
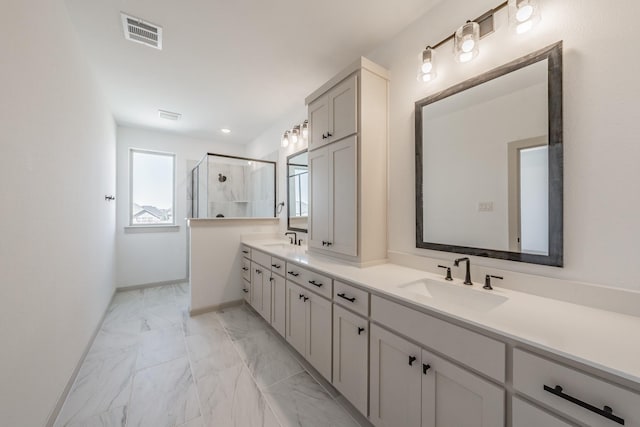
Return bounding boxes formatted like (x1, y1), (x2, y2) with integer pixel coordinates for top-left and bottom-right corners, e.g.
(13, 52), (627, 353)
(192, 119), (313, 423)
(54, 283), (371, 427)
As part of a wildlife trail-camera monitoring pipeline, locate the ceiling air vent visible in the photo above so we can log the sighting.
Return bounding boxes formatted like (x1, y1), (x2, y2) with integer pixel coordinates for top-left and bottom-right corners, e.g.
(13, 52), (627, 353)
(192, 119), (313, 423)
(158, 110), (181, 121)
(121, 13), (163, 50)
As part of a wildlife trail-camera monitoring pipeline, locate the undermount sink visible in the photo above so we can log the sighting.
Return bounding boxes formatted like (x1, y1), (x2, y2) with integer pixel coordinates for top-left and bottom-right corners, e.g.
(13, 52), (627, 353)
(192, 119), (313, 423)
(398, 278), (507, 312)
(262, 243), (292, 249)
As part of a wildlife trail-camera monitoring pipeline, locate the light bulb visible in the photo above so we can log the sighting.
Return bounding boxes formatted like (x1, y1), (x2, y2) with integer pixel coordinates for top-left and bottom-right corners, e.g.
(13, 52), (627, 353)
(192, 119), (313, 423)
(421, 62), (433, 73)
(281, 132), (289, 148)
(461, 38), (475, 53)
(516, 4), (534, 22)
(291, 133), (298, 144)
(421, 73), (433, 82)
(302, 121), (308, 139)
(458, 51), (474, 63)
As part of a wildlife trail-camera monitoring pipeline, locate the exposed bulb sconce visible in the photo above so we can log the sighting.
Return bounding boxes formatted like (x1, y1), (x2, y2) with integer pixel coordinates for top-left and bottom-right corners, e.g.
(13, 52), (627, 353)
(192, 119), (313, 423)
(416, 0), (543, 83)
(455, 21), (480, 63)
(291, 125), (301, 144)
(509, 0), (540, 34)
(281, 131), (290, 148)
(301, 120), (309, 139)
(417, 46), (437, 83)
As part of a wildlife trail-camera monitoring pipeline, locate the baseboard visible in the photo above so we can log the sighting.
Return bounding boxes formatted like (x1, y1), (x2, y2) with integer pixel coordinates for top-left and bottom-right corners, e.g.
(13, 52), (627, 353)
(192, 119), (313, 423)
(189, 299), (243, 316)
(46, 287), (118, 427)
(116, 278), (188, 291)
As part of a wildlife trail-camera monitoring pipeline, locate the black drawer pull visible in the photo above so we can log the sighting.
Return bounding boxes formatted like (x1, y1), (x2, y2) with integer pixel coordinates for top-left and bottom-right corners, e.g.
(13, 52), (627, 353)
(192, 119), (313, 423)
(544, 385), (625, 425)
(408, 356), (417, 366)
(337, 293), (356, 303)
(242, 267), (248, 271)
(271, 264), (281, 269)
(242, 289), (249, 293)
(269, 277), (274, 282)
(322, 133), (327, 139)
(288, 271), (299, 277)
(255, 269), (262, 274)
(308, 280), (323, 287)
(357, 327), (365, 335)
(299, 293), (305, 300)
(423, 364), (431, 375)
(242, 250), (249, 254)
(303, 296), (309, 302)
(327, 132), (332, 137)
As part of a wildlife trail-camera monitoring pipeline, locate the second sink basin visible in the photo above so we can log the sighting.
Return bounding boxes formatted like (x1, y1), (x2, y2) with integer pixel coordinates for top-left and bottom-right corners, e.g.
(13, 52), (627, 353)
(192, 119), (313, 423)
(398, 278), (507, 312)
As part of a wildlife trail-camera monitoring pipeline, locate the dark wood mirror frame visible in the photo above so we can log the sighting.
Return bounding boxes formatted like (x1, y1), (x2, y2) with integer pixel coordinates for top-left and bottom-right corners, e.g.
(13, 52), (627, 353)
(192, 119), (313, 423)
(287, 149), (309, 233)
(415, 41), (563, 267)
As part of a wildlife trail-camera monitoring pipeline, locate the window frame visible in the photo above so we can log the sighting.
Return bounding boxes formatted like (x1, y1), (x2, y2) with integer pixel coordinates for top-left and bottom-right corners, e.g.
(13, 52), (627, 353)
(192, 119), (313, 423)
(129, 148), (177, 227)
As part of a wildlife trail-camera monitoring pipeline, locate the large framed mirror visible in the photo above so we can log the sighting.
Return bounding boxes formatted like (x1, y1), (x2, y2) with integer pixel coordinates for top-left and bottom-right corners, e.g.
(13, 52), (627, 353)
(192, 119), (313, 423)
(415, 42), (563, 266)
(287, 150), (308, 232)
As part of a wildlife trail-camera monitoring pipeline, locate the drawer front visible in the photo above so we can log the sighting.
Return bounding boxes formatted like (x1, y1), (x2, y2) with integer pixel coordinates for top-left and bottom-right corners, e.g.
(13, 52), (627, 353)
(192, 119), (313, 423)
(252, 249), (271, 269)
(240, 244), (251, 258)
(241, 258), (251, 281)
(513, 349), (638, 427)
(285, 263), (333, 299)
(270, 256), (286, 276)
(333, 280), (369, 316)
(512, 397), (574, 427)
(371, 295), (505, 383)
(241, 278), (250, 302)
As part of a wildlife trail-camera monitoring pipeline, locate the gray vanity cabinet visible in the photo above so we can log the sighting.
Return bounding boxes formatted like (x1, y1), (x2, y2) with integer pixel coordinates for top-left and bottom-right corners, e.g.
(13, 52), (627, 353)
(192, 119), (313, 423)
(250, 263), (271, 323)
(285, 281), (307, 356)
(270, 272), (286, 338)
(333, 305), (368, 416)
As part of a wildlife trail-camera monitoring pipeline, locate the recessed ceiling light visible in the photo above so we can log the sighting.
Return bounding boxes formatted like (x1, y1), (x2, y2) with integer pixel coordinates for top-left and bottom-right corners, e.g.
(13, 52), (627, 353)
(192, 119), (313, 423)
(221, 128), (231, 134)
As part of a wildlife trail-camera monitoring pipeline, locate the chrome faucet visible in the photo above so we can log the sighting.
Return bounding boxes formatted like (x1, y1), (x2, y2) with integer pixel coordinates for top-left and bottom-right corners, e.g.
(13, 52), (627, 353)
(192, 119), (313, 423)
(284, 232), (298, 245)
(453, 257), (473, 285)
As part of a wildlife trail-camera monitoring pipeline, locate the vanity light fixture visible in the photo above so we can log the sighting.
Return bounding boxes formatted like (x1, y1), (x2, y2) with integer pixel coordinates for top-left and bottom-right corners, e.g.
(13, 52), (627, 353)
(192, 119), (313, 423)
(281, 131), (290, 148)
(301, 120), (309, 139)
(291, 125), (301, 144)
(455, 21), (480, 63)
(508, 0), (541, 34)
(417, 46), (437, 82)
(416, 0), (543, 83)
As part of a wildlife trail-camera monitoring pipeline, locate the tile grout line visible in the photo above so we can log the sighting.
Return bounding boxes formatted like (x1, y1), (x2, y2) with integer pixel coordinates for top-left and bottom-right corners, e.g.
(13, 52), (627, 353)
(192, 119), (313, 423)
(214, 305), (286, 427)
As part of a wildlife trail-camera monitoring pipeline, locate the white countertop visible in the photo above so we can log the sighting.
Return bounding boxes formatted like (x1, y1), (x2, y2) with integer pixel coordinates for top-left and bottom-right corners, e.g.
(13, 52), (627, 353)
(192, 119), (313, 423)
(243, 238), (640, 387)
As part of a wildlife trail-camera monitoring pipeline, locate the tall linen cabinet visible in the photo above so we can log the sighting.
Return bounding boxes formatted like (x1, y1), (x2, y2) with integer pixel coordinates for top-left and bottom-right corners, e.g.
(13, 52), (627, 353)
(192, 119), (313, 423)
(306, 57), (389, 265)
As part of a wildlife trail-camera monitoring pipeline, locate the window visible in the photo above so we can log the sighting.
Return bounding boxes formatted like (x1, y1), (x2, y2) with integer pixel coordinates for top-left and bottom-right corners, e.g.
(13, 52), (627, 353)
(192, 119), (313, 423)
(130, 149), (175, 226)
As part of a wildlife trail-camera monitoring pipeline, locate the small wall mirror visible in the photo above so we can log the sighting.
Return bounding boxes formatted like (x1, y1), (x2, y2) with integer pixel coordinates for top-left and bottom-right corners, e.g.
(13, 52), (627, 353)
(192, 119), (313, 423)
(415, 42), (563, 266)
(287, 150), (309, 232)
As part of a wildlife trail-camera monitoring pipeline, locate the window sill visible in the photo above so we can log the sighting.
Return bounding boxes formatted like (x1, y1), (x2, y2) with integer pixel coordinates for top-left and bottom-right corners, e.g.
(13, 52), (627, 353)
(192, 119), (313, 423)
(125, 225), (180, 234)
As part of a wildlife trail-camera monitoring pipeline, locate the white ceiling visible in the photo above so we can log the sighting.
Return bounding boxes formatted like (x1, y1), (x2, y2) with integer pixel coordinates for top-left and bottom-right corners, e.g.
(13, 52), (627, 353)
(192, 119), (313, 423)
(64, 0), (441, 144)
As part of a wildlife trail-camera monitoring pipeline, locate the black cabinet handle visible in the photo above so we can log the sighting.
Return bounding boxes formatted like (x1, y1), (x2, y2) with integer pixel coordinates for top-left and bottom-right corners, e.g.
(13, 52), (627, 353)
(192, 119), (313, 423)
(269, 277), (275, 282)
(322, 133), (327, 139)
(423, 364), (431, 375)
(308, 280), (323, 287)
(322, 240), (333, 247)
(544, 385), (625, 425)
(288, 271), (299, 277)
(242, 289), (249, 293)
(242, 267), (248, 271)
(326, 241), (332, 246)
(408, 356), (417, 366)
(242, 250), (249, 254)
(255, 269), (262, 274)
(327, 132), (333, 137)
(299, 293), (305, 300)
(337, 293), (356, 303)
(357, 327), (365, 335)
(271, 264), (281, 269)
(303, 296), (309, 302)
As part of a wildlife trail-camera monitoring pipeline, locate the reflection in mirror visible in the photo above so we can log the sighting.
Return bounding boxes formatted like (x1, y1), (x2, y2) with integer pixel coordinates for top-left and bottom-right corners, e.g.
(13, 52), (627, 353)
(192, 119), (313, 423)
(415, 42), (562, 266)
(287, 150), (308, 232)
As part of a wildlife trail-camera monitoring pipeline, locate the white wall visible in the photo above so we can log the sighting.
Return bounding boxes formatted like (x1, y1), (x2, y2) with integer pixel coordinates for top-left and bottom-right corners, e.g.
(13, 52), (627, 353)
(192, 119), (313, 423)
(365, 0), (640, 292)
(0, 1), (116, 425)
(116, 126), (245, 288)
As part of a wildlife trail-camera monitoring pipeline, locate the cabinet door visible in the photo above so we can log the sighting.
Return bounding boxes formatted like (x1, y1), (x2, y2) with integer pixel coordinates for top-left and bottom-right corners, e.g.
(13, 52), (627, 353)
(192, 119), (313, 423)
(308, 147), (329, 250)
(306, 292), (332, 381)
(250, 263), (264, 313)
(308, 95), (329, 151)
(421, 348), (504, 427)
(241, 278), (250, 303)
(370, 325), (422, 427)
(285, 281), (306, 356)
(512, 397), (573, 427)
(271, 274), (286, 338)
(328, 74), (358, 143)
(333, 305), (368, 416)
(261, 273), (272, 323)
(328, 136), (357, 256)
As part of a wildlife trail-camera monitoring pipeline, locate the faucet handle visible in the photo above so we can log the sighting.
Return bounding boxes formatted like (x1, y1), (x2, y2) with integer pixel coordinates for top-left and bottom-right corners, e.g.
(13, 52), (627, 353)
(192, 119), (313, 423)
(484, 274), (503, 290)
(437, 265), (453, 281)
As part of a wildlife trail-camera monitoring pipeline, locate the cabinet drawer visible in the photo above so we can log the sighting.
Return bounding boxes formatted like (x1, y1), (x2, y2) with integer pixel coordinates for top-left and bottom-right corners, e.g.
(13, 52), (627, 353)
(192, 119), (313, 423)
(513, 349), (638, 427)
(240, 244), (251, 258)
(270, 256), (286, 276)
(333, 280), (369, 316)
(251, 249), (271, 269)
(285, 263), (333, 299)
(241, 258), (251, 281)
(371, 295), (505, 383)
(512, 396), (574, 427)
